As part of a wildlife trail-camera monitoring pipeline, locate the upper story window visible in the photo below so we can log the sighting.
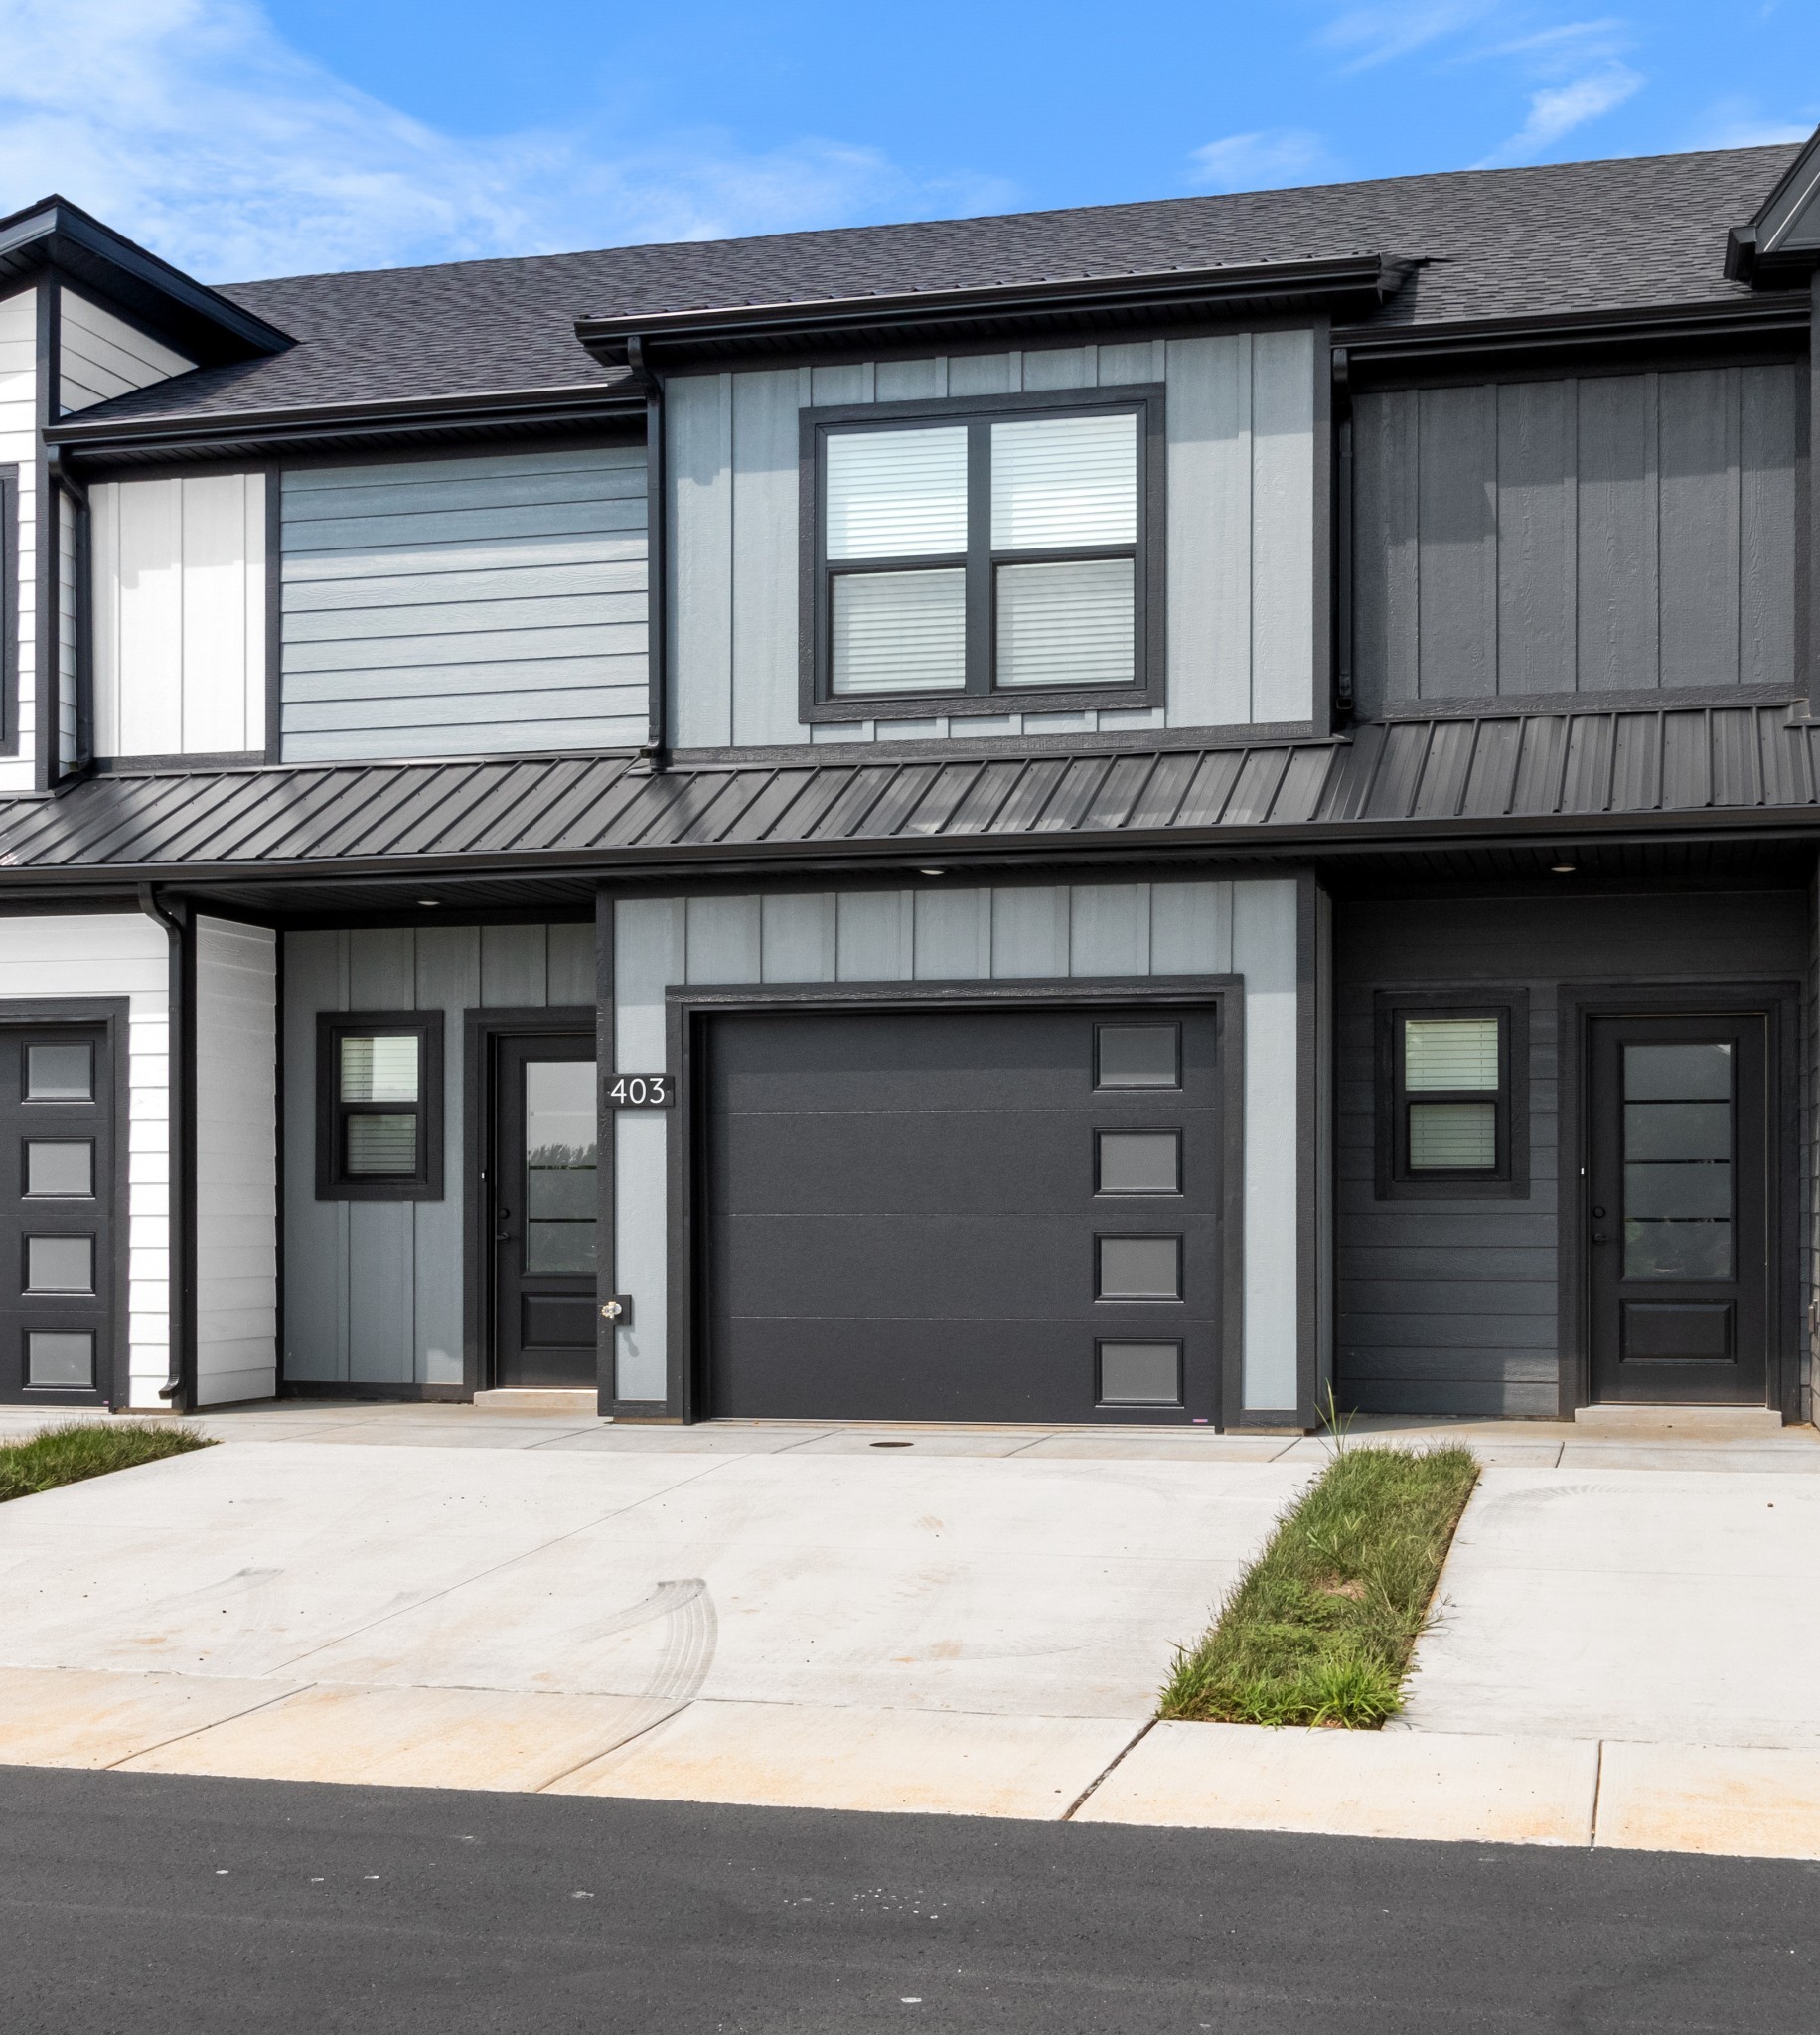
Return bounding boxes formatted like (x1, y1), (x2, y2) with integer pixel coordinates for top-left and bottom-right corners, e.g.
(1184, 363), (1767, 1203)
(805, 389), (1164, 723)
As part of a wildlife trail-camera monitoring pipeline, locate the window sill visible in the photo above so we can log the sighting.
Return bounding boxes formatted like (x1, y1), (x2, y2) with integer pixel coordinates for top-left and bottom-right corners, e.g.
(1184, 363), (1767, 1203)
(805, 686), (1162, 725)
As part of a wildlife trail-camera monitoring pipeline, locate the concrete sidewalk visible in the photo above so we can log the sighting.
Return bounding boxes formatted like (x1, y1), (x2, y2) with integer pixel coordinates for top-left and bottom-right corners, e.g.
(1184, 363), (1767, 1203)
(5, 1402), (1820, 1854)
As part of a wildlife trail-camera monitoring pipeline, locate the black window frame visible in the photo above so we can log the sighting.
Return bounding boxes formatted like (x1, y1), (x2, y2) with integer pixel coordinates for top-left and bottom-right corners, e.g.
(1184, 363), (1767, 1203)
(1374, 991), (1529, 1200)
(316, 1011), (444, 1201)
(799, 384), (1167, 725)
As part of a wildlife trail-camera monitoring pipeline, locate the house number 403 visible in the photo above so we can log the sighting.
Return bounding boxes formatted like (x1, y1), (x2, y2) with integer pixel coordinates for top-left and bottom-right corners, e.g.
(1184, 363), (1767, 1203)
(607, 1073), (672, 1108)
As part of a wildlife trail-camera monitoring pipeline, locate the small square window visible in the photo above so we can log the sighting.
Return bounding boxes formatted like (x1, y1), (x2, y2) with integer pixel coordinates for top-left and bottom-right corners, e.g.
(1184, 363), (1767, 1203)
(26, 1042), (93, 1101)
(26, 1141), (92, 1197)
(1096, 1023), (1179, 1089)
(28, 1330), (94, 1390)
(1097, 1340), (1182, 1408)
(1096, 1129), (1181, 1195)
(317, 1014), (443, 1200)
(1377, 996), (1528, 1199)
(27, 1235), (93, 1293)
(1096, 1235), (1181, 1300)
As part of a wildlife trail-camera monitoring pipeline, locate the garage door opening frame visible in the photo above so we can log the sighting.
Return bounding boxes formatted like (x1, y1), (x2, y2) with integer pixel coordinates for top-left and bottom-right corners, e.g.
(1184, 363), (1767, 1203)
(662, 975), (1247, 1427)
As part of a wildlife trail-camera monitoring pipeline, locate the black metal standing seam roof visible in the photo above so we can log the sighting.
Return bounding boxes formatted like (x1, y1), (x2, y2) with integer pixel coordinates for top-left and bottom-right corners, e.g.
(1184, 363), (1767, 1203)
(48, 146), (1805, 430)
(2, 704), (1819, 888)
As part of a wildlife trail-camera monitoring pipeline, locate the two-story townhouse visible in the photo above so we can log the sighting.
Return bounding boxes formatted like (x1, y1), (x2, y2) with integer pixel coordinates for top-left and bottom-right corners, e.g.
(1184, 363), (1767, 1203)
(0, 133), (1817, 1431)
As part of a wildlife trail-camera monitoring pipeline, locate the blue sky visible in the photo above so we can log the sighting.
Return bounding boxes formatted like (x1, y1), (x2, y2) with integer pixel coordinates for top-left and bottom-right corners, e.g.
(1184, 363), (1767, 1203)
(0, 0), (1814, 281)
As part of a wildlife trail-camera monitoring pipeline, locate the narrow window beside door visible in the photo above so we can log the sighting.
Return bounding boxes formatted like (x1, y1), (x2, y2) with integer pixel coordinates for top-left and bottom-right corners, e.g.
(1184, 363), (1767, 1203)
(1375, 994), (1528, 1199)
(316, 1012), (445, 1200)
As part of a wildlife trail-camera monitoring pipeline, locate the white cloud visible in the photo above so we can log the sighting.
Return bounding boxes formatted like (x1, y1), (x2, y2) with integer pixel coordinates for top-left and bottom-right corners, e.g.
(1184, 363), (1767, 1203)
(1475, 61), (1643, 164)
(1189, 129), (1339, 192)
(1682, 95), (1815, 150)
(0, 0), (1010, 281)
(1317, 2), (1495, 70)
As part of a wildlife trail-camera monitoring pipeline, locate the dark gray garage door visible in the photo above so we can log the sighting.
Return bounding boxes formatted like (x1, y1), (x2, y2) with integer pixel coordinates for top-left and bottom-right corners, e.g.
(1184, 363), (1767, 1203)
(704, 1005), (1222, 1424)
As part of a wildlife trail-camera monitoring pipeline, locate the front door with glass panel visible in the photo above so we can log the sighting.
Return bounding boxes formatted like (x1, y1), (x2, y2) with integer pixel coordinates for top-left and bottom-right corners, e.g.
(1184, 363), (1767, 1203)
(1587, 1014), (1768, 1406)
(0, 1025), (114, 1406)
(491, 1035), (598, 1389)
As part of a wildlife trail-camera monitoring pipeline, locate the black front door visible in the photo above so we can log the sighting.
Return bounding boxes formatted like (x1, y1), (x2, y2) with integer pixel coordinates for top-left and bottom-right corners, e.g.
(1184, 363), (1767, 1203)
(491, 1034), (598, 1389)
(1588, 1012), (1769, 1406)
(704, 1005), (1222, 1424)
(1, 1025), (115, 1406)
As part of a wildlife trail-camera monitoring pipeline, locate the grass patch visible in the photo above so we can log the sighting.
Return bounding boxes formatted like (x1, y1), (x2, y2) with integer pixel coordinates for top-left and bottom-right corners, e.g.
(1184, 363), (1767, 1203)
(0, 1421), (213, 1503)
(1159, 1444), (1479, 1729)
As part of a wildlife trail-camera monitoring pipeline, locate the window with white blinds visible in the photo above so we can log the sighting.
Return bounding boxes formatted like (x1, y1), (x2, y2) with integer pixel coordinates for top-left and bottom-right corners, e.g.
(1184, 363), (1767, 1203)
(813, 393), (1155, 714)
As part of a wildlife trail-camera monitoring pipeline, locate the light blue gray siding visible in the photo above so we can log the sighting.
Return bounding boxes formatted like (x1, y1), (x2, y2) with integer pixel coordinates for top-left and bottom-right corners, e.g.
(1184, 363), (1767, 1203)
(610, 877), (1304, 1411)
(1353, 362), (1801, 712)
(281, 447), (648, 761)
(282, 921), (593, 1387)
(667, 334), (1316, 749)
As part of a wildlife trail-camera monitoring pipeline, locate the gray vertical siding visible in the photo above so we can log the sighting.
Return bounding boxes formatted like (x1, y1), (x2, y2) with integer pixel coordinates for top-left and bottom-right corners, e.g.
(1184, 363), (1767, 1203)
(281, 447), (649, 762)
(281, 921), (592, 1387)
(1335, 888), (1808, 1417)
(610, 877), (1303, 1412)
(668, 333), (1316, 749)
(1353, 362), (1800, 712)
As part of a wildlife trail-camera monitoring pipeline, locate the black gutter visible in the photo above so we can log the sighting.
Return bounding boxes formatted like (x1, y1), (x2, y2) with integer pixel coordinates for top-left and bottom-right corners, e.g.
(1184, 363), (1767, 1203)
(575, 254), (1410, 368)
(136, 884), (194, 1411)
(1333, 294), (1808, 373)
(46, 382), (644, 470)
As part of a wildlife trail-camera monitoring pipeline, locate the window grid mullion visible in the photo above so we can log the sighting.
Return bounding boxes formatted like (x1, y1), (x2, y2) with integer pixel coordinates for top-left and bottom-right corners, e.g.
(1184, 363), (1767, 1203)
(965, 420), (991, 697)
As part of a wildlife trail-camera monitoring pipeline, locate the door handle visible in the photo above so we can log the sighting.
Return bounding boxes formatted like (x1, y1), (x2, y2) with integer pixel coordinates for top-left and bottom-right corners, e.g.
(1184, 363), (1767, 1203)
(1592, 1232), (1609, 1244)
(494, 1206), (513, 1243)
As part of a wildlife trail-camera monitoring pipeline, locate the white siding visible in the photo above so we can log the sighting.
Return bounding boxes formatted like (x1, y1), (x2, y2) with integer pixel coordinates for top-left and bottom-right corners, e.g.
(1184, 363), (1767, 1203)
(91, 472), (266, 756)
(668, 336), (1316, 748)
(0, 912), (171, 1408)
(0, 286), (37, 795)
(612, 876), (1303, 1413)
(58, 291), (193, 415)
(280, 447), (648, 761)
(195, 917), (277, 1406)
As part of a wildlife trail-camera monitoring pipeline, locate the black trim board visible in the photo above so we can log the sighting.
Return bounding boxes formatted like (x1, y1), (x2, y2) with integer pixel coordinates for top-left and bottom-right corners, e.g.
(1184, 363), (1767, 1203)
(1554, 978), (1802, 1421)
(0, 995), (132, 1410)
(661, 975), (1248, 1429)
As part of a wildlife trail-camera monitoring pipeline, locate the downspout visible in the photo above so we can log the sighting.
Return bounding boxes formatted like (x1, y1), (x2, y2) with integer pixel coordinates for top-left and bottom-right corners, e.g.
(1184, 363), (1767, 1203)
(627, 334), (667, 775)
(137, 884), (194, 1411)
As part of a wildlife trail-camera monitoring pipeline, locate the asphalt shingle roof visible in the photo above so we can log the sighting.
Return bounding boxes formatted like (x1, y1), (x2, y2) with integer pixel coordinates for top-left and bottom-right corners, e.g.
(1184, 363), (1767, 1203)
(70, 145), (1802, 428)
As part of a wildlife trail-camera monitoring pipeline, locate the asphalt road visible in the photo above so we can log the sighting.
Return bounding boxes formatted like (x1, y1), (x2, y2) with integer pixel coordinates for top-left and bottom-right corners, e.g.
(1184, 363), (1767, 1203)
(1, 1765), (1815, 2033)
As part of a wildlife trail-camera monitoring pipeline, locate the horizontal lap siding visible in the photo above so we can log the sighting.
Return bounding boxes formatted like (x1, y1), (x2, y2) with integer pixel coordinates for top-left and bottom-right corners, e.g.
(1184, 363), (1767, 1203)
(281, 447), (649, 762)
(57, 291), (193, 415)
(1354, 363), (1800, 714)
(1336, 889), (1807, 1418)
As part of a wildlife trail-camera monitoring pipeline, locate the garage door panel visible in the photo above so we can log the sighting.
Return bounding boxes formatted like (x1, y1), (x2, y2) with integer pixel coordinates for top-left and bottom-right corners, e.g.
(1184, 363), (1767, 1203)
(717, 1109), (1216, 1217)
(713, 1319), (1214, 1424)
(717, 1210), (1214, 1320)
(702, 1006), (1223, 1425)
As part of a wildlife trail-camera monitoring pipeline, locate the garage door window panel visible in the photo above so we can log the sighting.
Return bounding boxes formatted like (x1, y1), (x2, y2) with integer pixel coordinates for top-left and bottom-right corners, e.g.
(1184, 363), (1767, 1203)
(810, 390), (1162, 720)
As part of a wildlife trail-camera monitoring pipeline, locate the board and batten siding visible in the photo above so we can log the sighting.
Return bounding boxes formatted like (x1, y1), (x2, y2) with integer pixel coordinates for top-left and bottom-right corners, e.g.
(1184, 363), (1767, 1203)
(1335, 887), (1808, 1417)
(668, 334), (1315, 749)
(195, 917), (278, 1407)
(1353, 363), (1801, 712)
(0, 286), (38, 794)
(282, 922), (594, 1386)
(280, 447), (648, 762)
(613, 877), (1304, 1413)
(90, 474), (267, 757)
(0, 912), (172, 1407)
(57, 290), (193, 415)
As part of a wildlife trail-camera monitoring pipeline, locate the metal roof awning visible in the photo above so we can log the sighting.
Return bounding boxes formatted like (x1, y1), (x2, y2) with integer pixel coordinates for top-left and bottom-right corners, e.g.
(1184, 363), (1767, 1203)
(0, 703), (1816, 901)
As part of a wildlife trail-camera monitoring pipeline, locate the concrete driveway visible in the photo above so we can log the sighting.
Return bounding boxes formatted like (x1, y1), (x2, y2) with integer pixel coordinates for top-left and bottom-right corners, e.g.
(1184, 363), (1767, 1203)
(0, 1410), (1311, 1816)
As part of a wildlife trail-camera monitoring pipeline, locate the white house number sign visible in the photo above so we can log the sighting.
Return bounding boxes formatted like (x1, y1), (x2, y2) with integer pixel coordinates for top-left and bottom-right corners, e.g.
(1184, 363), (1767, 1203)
(607, 1073), (672, 1108)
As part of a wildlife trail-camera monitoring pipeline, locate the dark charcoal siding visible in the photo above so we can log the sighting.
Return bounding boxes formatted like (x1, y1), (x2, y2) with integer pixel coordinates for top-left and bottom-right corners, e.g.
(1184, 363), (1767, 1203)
(1335, 886), (1809, 1417)
(1353, 363), (1802, 714)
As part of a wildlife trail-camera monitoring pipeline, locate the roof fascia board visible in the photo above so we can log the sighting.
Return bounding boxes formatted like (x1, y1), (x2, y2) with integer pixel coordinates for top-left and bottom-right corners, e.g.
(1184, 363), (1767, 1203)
(45, 381), (645, 468)
(0, 197), (290, 364)
(575, 253), (1409, 367)
(1335, 294), (1808, 374)
(1728, 126), (1820, 283)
